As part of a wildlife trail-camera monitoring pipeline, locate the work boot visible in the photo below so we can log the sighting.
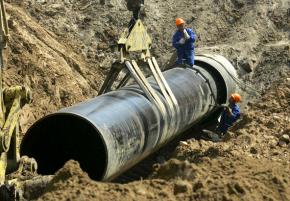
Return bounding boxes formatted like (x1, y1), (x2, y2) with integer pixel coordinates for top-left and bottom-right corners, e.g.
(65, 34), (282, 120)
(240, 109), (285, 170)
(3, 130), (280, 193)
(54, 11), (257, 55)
(201, 129), (221, 142)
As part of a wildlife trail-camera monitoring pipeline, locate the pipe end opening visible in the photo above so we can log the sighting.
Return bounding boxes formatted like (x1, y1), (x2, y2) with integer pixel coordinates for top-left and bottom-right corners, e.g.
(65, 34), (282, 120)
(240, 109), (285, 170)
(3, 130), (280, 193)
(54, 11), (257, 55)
(20, 114), (107, 181)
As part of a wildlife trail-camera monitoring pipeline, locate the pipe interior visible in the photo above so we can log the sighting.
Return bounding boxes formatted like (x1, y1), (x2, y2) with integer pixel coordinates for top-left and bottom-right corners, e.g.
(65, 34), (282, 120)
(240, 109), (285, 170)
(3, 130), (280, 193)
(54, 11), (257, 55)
(20, 114), (107, 181)
(195, 61), (227, 104)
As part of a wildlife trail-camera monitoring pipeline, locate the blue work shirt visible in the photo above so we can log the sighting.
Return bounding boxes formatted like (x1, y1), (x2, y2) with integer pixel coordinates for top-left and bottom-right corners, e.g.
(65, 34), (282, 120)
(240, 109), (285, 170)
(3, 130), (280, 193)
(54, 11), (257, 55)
(172, 28), (196, 65)
(218, 104), (241, 133)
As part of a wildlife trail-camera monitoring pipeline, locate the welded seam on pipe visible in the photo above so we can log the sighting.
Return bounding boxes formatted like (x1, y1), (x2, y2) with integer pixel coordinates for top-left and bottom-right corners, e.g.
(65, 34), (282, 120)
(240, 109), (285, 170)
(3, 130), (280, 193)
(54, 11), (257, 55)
(192, 68), (218, 105)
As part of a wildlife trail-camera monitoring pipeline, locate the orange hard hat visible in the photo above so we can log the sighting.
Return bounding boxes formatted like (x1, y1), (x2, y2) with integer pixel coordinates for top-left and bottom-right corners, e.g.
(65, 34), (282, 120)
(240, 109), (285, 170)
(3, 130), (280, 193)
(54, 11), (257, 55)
(230, 93), (241, 103)
(176, 18), (185, 26)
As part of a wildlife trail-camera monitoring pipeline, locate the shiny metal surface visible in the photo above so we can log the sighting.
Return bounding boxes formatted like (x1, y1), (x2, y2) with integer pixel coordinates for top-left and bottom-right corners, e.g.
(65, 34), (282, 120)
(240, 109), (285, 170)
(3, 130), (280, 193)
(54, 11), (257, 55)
(20, 55), (239, 181)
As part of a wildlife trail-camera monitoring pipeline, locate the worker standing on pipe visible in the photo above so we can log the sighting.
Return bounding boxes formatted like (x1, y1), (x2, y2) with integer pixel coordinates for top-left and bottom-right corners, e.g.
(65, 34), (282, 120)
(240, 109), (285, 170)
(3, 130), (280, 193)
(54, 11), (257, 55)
(172, 18), (196, 67)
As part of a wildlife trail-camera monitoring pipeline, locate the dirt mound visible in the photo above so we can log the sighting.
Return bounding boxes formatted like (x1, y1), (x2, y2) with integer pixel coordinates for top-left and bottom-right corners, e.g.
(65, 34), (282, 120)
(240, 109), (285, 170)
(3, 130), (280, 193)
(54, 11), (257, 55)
(37, 160), (174, 201)
(36, 153), (290, 201)
(152, 157), (290, 201)
(3, 3), (103, 133)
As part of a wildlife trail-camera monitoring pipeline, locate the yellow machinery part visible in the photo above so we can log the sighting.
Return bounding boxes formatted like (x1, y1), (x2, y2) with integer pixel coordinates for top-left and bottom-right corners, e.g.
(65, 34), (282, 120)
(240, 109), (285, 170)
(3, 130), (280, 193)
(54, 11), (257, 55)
(0, 0), (35, 189)
(0, 86), (31, 185)
(118, 19), (152, 61)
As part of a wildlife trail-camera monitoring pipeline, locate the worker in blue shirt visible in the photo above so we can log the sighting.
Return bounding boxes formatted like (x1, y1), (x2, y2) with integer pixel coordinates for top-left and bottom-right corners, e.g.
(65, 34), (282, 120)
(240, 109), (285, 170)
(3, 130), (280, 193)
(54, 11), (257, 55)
(202, 93), (241, 141)
(172, 18), (196, 67)
(217, 93), (241, 135)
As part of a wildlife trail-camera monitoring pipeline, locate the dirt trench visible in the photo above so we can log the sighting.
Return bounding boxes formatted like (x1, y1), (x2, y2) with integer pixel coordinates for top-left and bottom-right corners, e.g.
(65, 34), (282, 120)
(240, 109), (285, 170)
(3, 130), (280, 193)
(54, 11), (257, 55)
(2, 0), (290, 200)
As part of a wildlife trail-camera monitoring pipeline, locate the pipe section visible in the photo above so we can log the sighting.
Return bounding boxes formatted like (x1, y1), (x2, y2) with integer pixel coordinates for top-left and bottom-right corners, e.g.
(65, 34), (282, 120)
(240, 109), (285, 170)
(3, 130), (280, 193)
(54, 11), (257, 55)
(20, 54), (238, 181)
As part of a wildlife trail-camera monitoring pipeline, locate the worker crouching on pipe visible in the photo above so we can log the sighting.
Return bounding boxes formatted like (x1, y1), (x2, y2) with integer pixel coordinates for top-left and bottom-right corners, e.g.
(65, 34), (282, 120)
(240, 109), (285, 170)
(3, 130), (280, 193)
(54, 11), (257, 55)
(202, 93), (241, 142)
(172, 18), (196, 67)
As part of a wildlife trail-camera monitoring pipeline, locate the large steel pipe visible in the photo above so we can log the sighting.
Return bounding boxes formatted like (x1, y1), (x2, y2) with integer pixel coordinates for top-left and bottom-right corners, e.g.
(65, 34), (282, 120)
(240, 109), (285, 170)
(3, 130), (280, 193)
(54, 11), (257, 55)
(20, 54), (239, 181)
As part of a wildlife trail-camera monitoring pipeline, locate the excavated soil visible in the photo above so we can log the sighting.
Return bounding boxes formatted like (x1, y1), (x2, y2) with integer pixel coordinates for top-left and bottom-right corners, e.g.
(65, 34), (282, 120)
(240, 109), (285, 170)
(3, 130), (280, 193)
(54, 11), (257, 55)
(2, 0), (290, 200)
(34, 157), (290, 201)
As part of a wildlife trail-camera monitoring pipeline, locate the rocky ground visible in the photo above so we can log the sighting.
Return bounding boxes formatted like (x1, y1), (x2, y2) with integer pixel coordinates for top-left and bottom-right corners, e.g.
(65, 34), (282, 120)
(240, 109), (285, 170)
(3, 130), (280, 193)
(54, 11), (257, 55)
(2, 0), (290, 200)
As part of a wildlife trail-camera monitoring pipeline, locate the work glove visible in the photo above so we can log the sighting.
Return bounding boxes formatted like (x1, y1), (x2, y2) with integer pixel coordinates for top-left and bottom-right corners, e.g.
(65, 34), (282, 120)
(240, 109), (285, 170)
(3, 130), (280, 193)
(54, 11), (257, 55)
(183, 29), (190, 40)
(219, 104), (230, 113)
(216, 104), (231, 115)
(178, 38), (185, 44)
(140, 3), (146, 17)
(219, 104), (228, 108)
